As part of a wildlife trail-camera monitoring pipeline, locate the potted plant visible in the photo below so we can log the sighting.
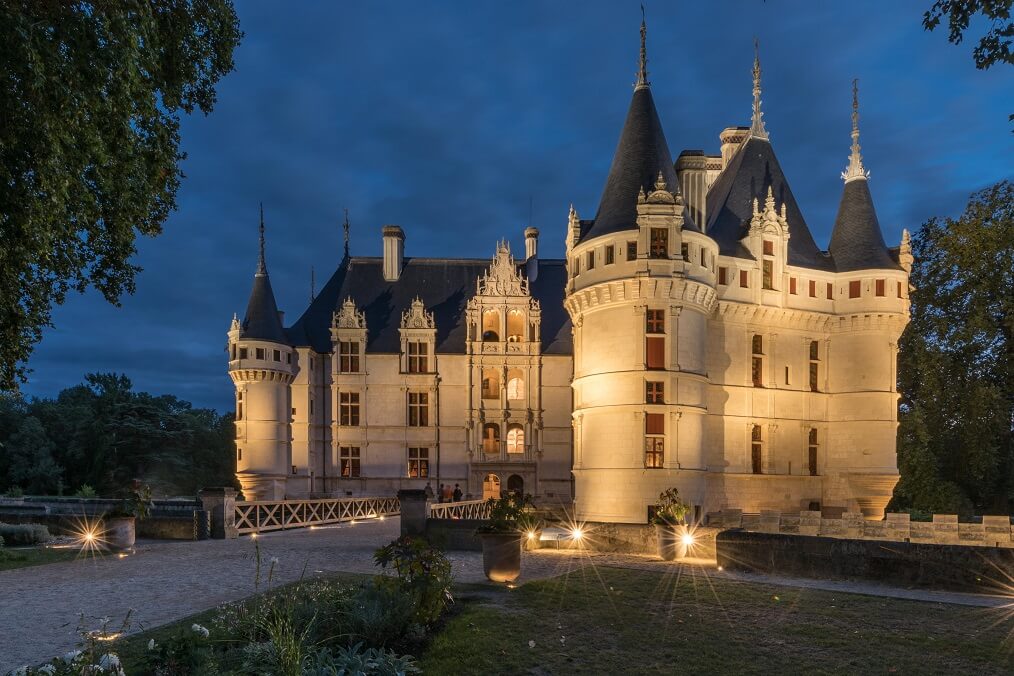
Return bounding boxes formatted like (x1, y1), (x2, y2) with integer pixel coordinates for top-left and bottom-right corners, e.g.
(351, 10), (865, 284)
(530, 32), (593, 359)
(650, 488), (690, 561)
(103, 480), (153, 552)
(517, 511), (543, 551)
(476, 493), (531, 582)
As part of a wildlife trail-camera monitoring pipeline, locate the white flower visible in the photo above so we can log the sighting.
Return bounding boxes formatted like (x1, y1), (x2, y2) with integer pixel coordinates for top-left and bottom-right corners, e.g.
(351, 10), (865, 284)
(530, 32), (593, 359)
(63, 650), (82, 663)
(98, 654), (120, 670)
(528, 640), (535, 648)
(148, 638), (157, 650)
(192, 623), (210, 638)
(269, 556), (279, 566)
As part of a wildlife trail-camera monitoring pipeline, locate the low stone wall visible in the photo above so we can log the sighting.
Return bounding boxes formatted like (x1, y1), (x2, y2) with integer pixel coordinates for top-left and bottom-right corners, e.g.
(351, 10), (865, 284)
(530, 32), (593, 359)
(709, 509), (1014, 547)
(424, 518), (486, 551)
(716, 530), (1014, 593)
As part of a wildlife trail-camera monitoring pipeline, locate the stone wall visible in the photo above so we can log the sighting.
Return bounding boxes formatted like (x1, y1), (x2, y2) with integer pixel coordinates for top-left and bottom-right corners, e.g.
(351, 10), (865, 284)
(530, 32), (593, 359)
(0, 497), (207, 540)
(709, 509), (1014, 548)
(715, 530), (1014, 593)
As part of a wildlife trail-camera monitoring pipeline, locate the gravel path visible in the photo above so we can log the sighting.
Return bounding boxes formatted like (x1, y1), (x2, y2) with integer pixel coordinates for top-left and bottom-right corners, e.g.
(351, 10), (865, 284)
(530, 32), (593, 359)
(1, 519), (1009, 673)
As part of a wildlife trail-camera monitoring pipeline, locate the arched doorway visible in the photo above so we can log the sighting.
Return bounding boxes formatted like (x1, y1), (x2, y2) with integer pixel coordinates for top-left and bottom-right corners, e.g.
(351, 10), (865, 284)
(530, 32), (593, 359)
(482, 473), (501, 501)
(507, 474), (524, 496)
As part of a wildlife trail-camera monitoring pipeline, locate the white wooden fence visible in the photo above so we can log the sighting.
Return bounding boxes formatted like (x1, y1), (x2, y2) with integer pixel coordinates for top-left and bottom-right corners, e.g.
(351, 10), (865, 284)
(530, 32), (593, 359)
(234, 496), (400, 534)
(428, 499), (490, 520)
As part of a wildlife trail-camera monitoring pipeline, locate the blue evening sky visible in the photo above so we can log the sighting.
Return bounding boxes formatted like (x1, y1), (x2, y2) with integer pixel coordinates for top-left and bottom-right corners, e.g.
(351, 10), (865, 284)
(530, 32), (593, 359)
(21, 0), (1014, 411)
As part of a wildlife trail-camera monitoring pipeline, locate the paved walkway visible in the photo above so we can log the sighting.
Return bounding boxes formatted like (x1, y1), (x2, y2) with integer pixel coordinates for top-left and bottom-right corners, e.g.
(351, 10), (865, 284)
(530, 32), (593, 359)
(1, 519), (1011, 672)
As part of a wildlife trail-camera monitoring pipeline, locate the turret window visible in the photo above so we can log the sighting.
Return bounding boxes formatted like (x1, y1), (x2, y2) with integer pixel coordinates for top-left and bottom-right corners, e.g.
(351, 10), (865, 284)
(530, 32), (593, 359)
(646, 310), (665, 334)
(897, 281), (903, 298)
(740, 270), (749, 288)
(808, 429), (819, 476)
(681, 243), (689, 262)
(751, 425), (763, 474)
(236, 391), (243, 421)
(340, 446), (361, 478)
(752, 335), (764, 388)
(627, 241), (637, 261)
(809, 280), (817, 297)
(338, 341), (360, 373)
(875, 279), (885, 297)
(273, 349), (281, 362)
(407, 447), (429, 478)
(789, 278), (797, 295)
(645, 310), (665, 370)
(339, 392), (360, 426)
(408, 392), (429, 427)
(286, 353), (292, 364)
(849, 281), (861, 298)
(646, 381), (664, 404)
(237, 448), (242, 461)
(605, 245), (615, 265)
(649, 228), (668, 259)
(256, 348), (265, 360)
(719, 267), (728, 285)
(407, 341), (428, 373)
(239, 347), (248, 359)
(645, 413), (664, 468)
(809, 341), (820, 392)
(586, 251), (595, 270)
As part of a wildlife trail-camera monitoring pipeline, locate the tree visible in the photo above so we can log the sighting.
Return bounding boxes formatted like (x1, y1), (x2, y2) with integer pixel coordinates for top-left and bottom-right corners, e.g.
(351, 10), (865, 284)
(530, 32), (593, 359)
(4, 416), (63, 495)
(892, 180), (1014, 514)
(0, 2), (242, 391)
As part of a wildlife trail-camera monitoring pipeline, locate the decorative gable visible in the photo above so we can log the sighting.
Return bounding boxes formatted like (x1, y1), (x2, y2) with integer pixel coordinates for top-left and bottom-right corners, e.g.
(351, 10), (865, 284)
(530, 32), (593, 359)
(400, 297), (435, 329)
(477, 242), (529, 297)
(333, 297), (366, 329)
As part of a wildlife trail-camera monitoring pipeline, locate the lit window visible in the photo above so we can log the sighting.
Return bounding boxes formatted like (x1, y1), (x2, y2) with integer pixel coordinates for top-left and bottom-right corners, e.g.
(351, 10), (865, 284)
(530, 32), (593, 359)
(506, 309), (525, 342)
(482, 309), (500, 341)
(408, 392), (429, 427)
(752, 335), (764, 388)
(482, 368), (500, 399)
(646, 381), (664, 404)
(407, 341), (428, 373)
(751, 425), (763, 474)
(339, 392), (360, 426)
(650, 228), (668, 259)
(645, 413), (664, 468)
(340, 446), (361, 477)
(482, 423), (500, 454)
(338, 341), (360, 373)
(809, 341), (820, 392)
(506, 424), (525, 454)
(646, 310), (665, 334)
(808, 429), (818, 476)
(506, 372), (524, 400)
(408, 447), (429, 478)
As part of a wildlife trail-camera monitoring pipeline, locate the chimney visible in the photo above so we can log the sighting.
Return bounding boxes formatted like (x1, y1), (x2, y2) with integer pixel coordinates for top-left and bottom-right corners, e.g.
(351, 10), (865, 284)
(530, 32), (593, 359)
(524, 227), (539, 260)
(382, 225), (404, 282)
(719, 126), (749, 170)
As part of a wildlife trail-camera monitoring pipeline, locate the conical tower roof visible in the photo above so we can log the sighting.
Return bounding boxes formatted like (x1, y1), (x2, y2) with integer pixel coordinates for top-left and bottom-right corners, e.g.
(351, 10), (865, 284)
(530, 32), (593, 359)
(241, 206), (289, 344)
(828, 80), (897, 271)
(581, 17), (697, 243)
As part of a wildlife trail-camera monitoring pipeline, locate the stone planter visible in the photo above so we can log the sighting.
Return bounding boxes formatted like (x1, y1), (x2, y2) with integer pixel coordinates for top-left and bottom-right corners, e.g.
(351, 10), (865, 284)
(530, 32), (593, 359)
(479, 532), (522, 582)
(104, 516), (136, 552)
(655, 523), (689, 561)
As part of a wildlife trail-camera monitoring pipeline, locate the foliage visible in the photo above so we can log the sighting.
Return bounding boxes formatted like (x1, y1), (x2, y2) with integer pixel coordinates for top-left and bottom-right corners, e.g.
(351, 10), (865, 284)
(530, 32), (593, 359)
(891, 181), (1014, 515)
(13, 613), (132, 675)
(143, 624), (217, 676)
(373, 536), (453, 626)
(4, 486), (24, 498)
(127, 480), (154, 520)
(650, 488), (690, 526)
(0, 522), (52, 546)
(304, 642), (421, 676)
(0, 1), (242, 390)
(74, 485), (97, 499)
(0, 373), (239, 497)
(475, 493), (532, 534)
(342, 585), (424, 652)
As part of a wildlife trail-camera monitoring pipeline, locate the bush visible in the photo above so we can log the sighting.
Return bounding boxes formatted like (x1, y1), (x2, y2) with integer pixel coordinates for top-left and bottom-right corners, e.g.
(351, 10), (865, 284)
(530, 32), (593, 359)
(0, 522), (52, 545)
(304, 642), (420, 675)
(74, 484), (97, 498)
(343, 584), (423, 651)
(143, 624), (216, 676)
(373, 536), (453, 626)
(5, 486), (24, 498)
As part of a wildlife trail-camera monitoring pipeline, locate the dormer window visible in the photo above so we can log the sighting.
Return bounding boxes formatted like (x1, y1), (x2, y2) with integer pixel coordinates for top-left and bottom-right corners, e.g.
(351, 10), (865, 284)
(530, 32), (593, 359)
(763, 240), (774, 256)
(407, 341), (428, 373)
(649, 228), (668, 259)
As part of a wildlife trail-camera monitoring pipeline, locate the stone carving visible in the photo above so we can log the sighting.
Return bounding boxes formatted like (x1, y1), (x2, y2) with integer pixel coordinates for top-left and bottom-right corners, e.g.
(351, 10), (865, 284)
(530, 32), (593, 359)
(400, 297), (435, 329)
(333, 297), (366, 329)
(749, 187), (789, 239)
(477, 241), (529, 297)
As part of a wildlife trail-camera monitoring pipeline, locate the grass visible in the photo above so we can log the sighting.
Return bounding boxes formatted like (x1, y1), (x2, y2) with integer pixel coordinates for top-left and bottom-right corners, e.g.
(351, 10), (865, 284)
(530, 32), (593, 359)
(0, 546), (80, 571)
(419, 566), (1014, 675)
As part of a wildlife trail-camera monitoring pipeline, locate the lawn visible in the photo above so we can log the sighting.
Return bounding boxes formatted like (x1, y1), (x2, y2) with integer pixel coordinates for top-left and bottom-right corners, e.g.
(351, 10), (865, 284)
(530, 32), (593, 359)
(420, 566), (1014, 675)
(0, 546), (80, 571)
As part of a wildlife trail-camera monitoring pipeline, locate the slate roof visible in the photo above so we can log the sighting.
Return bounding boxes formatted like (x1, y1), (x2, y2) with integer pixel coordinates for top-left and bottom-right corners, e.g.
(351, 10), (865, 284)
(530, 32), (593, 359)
(241, 272), (289, 344)
(828, 178), (899, 271)
(286, 257), (572, 355)
(705, 136), (834, 271)
(582, 86), (698, 243)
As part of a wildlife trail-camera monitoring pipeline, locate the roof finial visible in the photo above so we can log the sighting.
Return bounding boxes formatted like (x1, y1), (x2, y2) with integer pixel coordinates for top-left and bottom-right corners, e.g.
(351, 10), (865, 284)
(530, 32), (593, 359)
(342, 208), (351, 258)
(750, 38), (768, 140)
(842, 78), (870, 182)
(310, 265), (316, 302)
(257, 202), (267, 275)
(635, 5), (650, 90)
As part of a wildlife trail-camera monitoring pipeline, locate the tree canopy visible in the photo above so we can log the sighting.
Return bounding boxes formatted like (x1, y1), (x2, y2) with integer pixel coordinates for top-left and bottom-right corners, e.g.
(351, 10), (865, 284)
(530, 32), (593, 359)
(892, 180), (1014, 515)
(0, 2), (242, 391)
(0, 373), (238, 497)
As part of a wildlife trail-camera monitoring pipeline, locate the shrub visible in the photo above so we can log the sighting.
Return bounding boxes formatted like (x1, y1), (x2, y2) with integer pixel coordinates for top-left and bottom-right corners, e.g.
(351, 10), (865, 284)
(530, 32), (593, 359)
(650, 488), (689, 526)
(476, 493), (532, 534)
(373, 536), (453, 626)
(304, 642), (420, 675)
(5, 486), (24, 498)
(142, 624), (216, 676)
(74, 484), (97, 498)
(0, 522), (52, 545)
(343, 584), (422, 651)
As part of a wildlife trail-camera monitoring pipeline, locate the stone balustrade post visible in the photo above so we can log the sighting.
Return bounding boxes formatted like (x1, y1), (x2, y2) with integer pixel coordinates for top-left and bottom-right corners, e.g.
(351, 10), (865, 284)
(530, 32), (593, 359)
(398, 489), (430, 537)
(758, 510), (780, 533)
(199, 488), (238, 539)
(932, 514), (958, 544)
(799, 510), (821, 536)
(885, 513), (910, 542)
(843, 512), (864, 539)
(982, 515), (1013, 547)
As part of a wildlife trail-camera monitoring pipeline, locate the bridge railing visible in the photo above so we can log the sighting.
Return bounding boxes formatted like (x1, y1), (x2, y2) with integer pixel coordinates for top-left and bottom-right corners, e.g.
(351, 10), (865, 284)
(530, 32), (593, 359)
(234, 496), (400, 535)
(429, 499), (490, 520)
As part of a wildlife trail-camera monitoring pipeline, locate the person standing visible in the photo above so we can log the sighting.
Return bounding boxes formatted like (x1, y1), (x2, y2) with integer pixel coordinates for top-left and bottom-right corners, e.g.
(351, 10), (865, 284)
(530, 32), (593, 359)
(442, 483), (453, 502)
(437, 483), (446, 503)
(452, 484), (463, 502)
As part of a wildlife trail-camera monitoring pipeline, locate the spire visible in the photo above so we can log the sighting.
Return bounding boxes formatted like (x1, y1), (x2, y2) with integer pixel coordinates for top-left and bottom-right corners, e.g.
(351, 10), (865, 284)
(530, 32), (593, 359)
(842, 78), (869, 182)
(635, 6), (649, 90)
(342, 208), (350, 258)
(257, 203), (267, 275)
(310, 265), (316, 302)
(750, 39), (768, 140)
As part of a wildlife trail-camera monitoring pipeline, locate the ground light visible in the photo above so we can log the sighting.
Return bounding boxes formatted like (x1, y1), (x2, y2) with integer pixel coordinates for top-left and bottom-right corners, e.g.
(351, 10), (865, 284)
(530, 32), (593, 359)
(682, 533), (695, 546)
(570, 526), (584, 541)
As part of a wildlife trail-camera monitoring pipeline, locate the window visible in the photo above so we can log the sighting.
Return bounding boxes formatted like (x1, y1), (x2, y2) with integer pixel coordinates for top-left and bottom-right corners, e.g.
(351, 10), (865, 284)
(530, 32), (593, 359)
(237, 448), (242, 461)
(408, 447), (429, 478)
(256, 348), (265, 360)
(763, 240), (774, 256)
(650, 228), (668, 258)
(605, 245), (615, 265)
(286, 353), (292, 364)
(506, 309), (525, 342)
(309, 399), (315, 416)
(407, 341), (428, 373)
(646, 381), (664, 404)
(849, 280), (861, 298)
(506, 371), (524, 400)
(506, 424), (525, 454)
(681, 243), (689, 262)
(809, 340), (820, 392)
(573, 258), (580, 276)
(586, 251), (595, 270)
(482, 310), (500, 342)
(646, 309), (665, 334)
(340, 446), (361, 478)
(482, 368), (500, 399)
(627, 241), (637, 261)
(897, 281), (903, 298)
(700, 248), (707, 267)
(239, 347), (248, 359)
(809, 280), (816, 297)
(751, 334), (764, 387)
(408, 392), (429, 427)
(785, 366), (791, 385)
(292, 465), (298, 475)
(718, 267), (728, 285)
(273, 349), (281, 362)
(645, 413), (664, 468)
(339, 392), (360, 426)
(751, 425), (763, 474)
(236, 391), (243, 421)
(808, 429), (818, 476)
(230, 344), (237, 360)
(482, 423), (500, 454)
(338, 341), (360, 373)
(789, 277), (797, 295)
(875, 279), (885, 297)
(740, 270), (749, 288)
(827, 282), (834, 300)
(762, 260), (774, 290)
(291, 407), (297, 418)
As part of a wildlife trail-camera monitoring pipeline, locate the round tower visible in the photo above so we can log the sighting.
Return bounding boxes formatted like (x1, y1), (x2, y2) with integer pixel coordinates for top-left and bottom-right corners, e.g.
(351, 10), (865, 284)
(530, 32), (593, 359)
(564, 19), (718, 523)
(227, 207), (298, 500)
